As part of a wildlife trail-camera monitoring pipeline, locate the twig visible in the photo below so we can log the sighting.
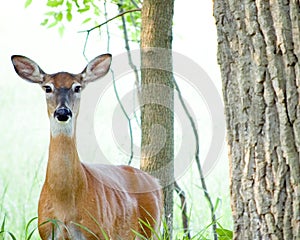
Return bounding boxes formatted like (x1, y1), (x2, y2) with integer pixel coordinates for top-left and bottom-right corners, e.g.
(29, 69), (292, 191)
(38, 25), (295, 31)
(130, 0), (140, 8)
(80, 8), (141, 60)
(78, 8), (141, 34)
(175, 181), (191, 239)
(103, 0), (111, 52)
(173, 77), (218, 240)
(118, 3), (141, 130)
(82, 31), (90, 61)
(111, 69), (134, 165)
(119, 6), (141, 91)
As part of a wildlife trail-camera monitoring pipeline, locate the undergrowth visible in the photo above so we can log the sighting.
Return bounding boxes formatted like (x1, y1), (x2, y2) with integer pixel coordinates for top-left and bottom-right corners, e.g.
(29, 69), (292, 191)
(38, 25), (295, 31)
(0, 215), (232, 240)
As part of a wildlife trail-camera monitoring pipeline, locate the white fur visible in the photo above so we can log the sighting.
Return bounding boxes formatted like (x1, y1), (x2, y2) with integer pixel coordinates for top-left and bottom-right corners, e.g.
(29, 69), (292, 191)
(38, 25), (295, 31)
(48, 223), (87, 240)
(50, 116), (74, 137)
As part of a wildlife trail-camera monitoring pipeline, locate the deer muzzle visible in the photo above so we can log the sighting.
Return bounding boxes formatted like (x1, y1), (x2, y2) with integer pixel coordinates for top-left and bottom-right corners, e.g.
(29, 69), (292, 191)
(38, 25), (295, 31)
(54, 107), (72, 122)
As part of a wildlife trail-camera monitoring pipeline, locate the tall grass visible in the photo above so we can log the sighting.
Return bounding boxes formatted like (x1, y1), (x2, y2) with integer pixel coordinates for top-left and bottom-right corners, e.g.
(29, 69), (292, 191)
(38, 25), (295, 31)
(0, 215), (232, 240)
(0, 162), (232, 239)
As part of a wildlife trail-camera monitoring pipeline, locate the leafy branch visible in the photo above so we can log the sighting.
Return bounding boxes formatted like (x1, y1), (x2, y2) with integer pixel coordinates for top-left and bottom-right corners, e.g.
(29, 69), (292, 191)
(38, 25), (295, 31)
(79, 8), (141, 60)
(78, 8), (141, 34)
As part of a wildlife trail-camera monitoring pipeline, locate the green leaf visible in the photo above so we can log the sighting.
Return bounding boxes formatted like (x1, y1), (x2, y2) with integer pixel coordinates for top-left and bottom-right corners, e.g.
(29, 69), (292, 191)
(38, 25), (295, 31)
(47, 0), (64, 7)
(66, 1), (72, 11)
(66, 11), (72, 22)
(55, 12), (63, 21)
(120, 1), (133, 10)
(131, 31), (140, 43)
(93, 6), (100, 16)
(41, 18), (49, 26)
(82, 17), (91, 24)
(118, 25), (123, 31)
(47, 20), (59, 28)
(58, 25), (65, 37)
(126, 14), (131, 23)
(45, 11), (57, 16)
(77, 5), (90, 13)
(24, 0), (32, 8)
(111, 0), (119, 5)
(216, 228), (233, 239)
(72, 0), (79, 8)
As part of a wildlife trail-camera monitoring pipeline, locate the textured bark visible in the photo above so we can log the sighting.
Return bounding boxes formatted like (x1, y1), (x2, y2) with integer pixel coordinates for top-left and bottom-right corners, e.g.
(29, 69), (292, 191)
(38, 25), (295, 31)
(214, 0), (300, 239)
(140, 0), (175, 236)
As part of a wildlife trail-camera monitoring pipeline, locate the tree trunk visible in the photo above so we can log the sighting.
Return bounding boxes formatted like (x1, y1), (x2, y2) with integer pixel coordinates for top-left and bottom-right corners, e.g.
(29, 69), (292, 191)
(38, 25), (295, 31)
(140, 0), (175, 237)
(214, 0), (300, 239)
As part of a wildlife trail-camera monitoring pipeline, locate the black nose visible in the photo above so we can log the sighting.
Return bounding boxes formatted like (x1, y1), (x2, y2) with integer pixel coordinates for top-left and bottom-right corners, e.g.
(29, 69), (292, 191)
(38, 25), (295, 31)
(54, 107), (72, 122)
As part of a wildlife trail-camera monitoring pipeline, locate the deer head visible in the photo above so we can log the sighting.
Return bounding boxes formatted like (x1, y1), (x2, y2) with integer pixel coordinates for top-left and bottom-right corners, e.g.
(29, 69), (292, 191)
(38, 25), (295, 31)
(11, 54), (112, 137)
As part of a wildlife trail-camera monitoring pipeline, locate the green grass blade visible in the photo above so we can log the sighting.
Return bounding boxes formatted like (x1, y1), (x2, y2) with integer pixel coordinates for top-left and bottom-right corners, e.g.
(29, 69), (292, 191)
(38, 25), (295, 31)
(216, 222), (233, 240)
(131, 229), (147, 240)
(7, 232), (17, 240)
(25, 216), (38, 239)
(71, 222), (100, 240)
(1, 215), (6, 233)
(84, 209), (109, 239)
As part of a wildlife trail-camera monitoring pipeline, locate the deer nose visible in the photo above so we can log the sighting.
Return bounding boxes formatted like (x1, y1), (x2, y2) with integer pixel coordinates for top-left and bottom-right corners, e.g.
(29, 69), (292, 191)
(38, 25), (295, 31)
(54, 107), (72, 122)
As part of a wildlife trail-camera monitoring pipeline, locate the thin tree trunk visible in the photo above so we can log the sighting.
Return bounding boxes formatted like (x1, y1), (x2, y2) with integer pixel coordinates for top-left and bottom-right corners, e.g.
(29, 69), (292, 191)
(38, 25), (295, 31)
(214, 0), (300, 239)
(140, 0), (175, 237)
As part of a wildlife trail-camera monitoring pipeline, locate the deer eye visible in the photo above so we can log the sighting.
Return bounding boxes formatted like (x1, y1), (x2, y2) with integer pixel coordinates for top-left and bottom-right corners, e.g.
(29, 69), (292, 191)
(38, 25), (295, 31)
(73, 85), (81, 93)
(43, 85), (53, 93)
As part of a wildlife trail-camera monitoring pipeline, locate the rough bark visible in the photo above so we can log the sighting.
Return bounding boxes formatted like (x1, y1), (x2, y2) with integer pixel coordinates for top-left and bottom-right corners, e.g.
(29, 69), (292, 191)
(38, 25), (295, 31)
(140, 0), (175, 237)
(214, 0), (300, 239)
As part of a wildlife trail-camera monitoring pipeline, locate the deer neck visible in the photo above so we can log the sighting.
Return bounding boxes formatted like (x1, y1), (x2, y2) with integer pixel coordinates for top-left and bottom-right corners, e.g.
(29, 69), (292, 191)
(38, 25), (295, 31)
(45, 118), (86, 200)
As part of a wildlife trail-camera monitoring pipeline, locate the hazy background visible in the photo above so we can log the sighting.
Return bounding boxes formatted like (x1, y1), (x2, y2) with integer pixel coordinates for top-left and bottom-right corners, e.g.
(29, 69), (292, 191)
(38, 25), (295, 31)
(0, 0), (231, 237)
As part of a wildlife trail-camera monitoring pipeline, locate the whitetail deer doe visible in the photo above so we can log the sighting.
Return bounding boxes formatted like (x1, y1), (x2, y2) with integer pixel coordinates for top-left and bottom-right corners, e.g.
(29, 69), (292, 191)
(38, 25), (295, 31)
(11, 54), (163, 240)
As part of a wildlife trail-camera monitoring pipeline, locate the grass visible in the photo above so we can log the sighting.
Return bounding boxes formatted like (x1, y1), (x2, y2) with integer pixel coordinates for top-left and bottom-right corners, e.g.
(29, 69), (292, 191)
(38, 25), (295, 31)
(0, 215), (232, 240)
(0, 78), (232, 239)
(0, 157), (232, 239)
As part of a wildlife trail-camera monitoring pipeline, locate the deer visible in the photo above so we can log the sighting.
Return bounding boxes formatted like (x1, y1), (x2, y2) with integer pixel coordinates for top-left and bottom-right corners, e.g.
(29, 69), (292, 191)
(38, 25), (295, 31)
(11, 54), (163, 240)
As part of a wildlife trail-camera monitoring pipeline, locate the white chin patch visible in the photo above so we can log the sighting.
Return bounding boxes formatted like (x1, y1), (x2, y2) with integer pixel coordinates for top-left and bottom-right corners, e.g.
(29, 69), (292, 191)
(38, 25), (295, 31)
(55, 116), (72, 124)
(51, 117), (73, 137)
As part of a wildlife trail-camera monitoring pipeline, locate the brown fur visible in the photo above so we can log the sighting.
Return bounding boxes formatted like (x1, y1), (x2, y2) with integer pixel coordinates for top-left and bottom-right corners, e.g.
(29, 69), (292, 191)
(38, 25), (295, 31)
(38, 135), (163, 239)
(11, 55), (163, 240)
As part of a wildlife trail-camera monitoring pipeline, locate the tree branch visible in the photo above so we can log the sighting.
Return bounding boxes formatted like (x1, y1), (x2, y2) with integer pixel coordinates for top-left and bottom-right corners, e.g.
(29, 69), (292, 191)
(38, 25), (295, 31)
(118, 3), (141, 130)
(175, 181), (191, 239)
(119, 7), (140, 90)
(173, 77), (218, 240)
(78, 8), (141, 34)
(103, 0), (111, 52)
(111, 69), (134, 165)
(130, 0), (140, 8)
(82, 31), (90, 61)
(80, 8), (141, 60)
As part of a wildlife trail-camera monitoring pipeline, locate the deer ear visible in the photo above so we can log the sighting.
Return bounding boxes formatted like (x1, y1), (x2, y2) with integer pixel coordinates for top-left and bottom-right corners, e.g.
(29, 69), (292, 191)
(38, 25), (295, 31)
(11, 55), (45, 83)
(81, 54), (112, 84)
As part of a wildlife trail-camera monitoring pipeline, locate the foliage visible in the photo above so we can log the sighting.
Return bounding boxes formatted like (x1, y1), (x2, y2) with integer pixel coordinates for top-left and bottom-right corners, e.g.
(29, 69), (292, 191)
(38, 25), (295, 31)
(25, 0), (141, 40)
(0, 215), (232, 240)
(216, 224), (233, 240)
(17, 2), (233, 240)
(0, 216), (38, 240)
